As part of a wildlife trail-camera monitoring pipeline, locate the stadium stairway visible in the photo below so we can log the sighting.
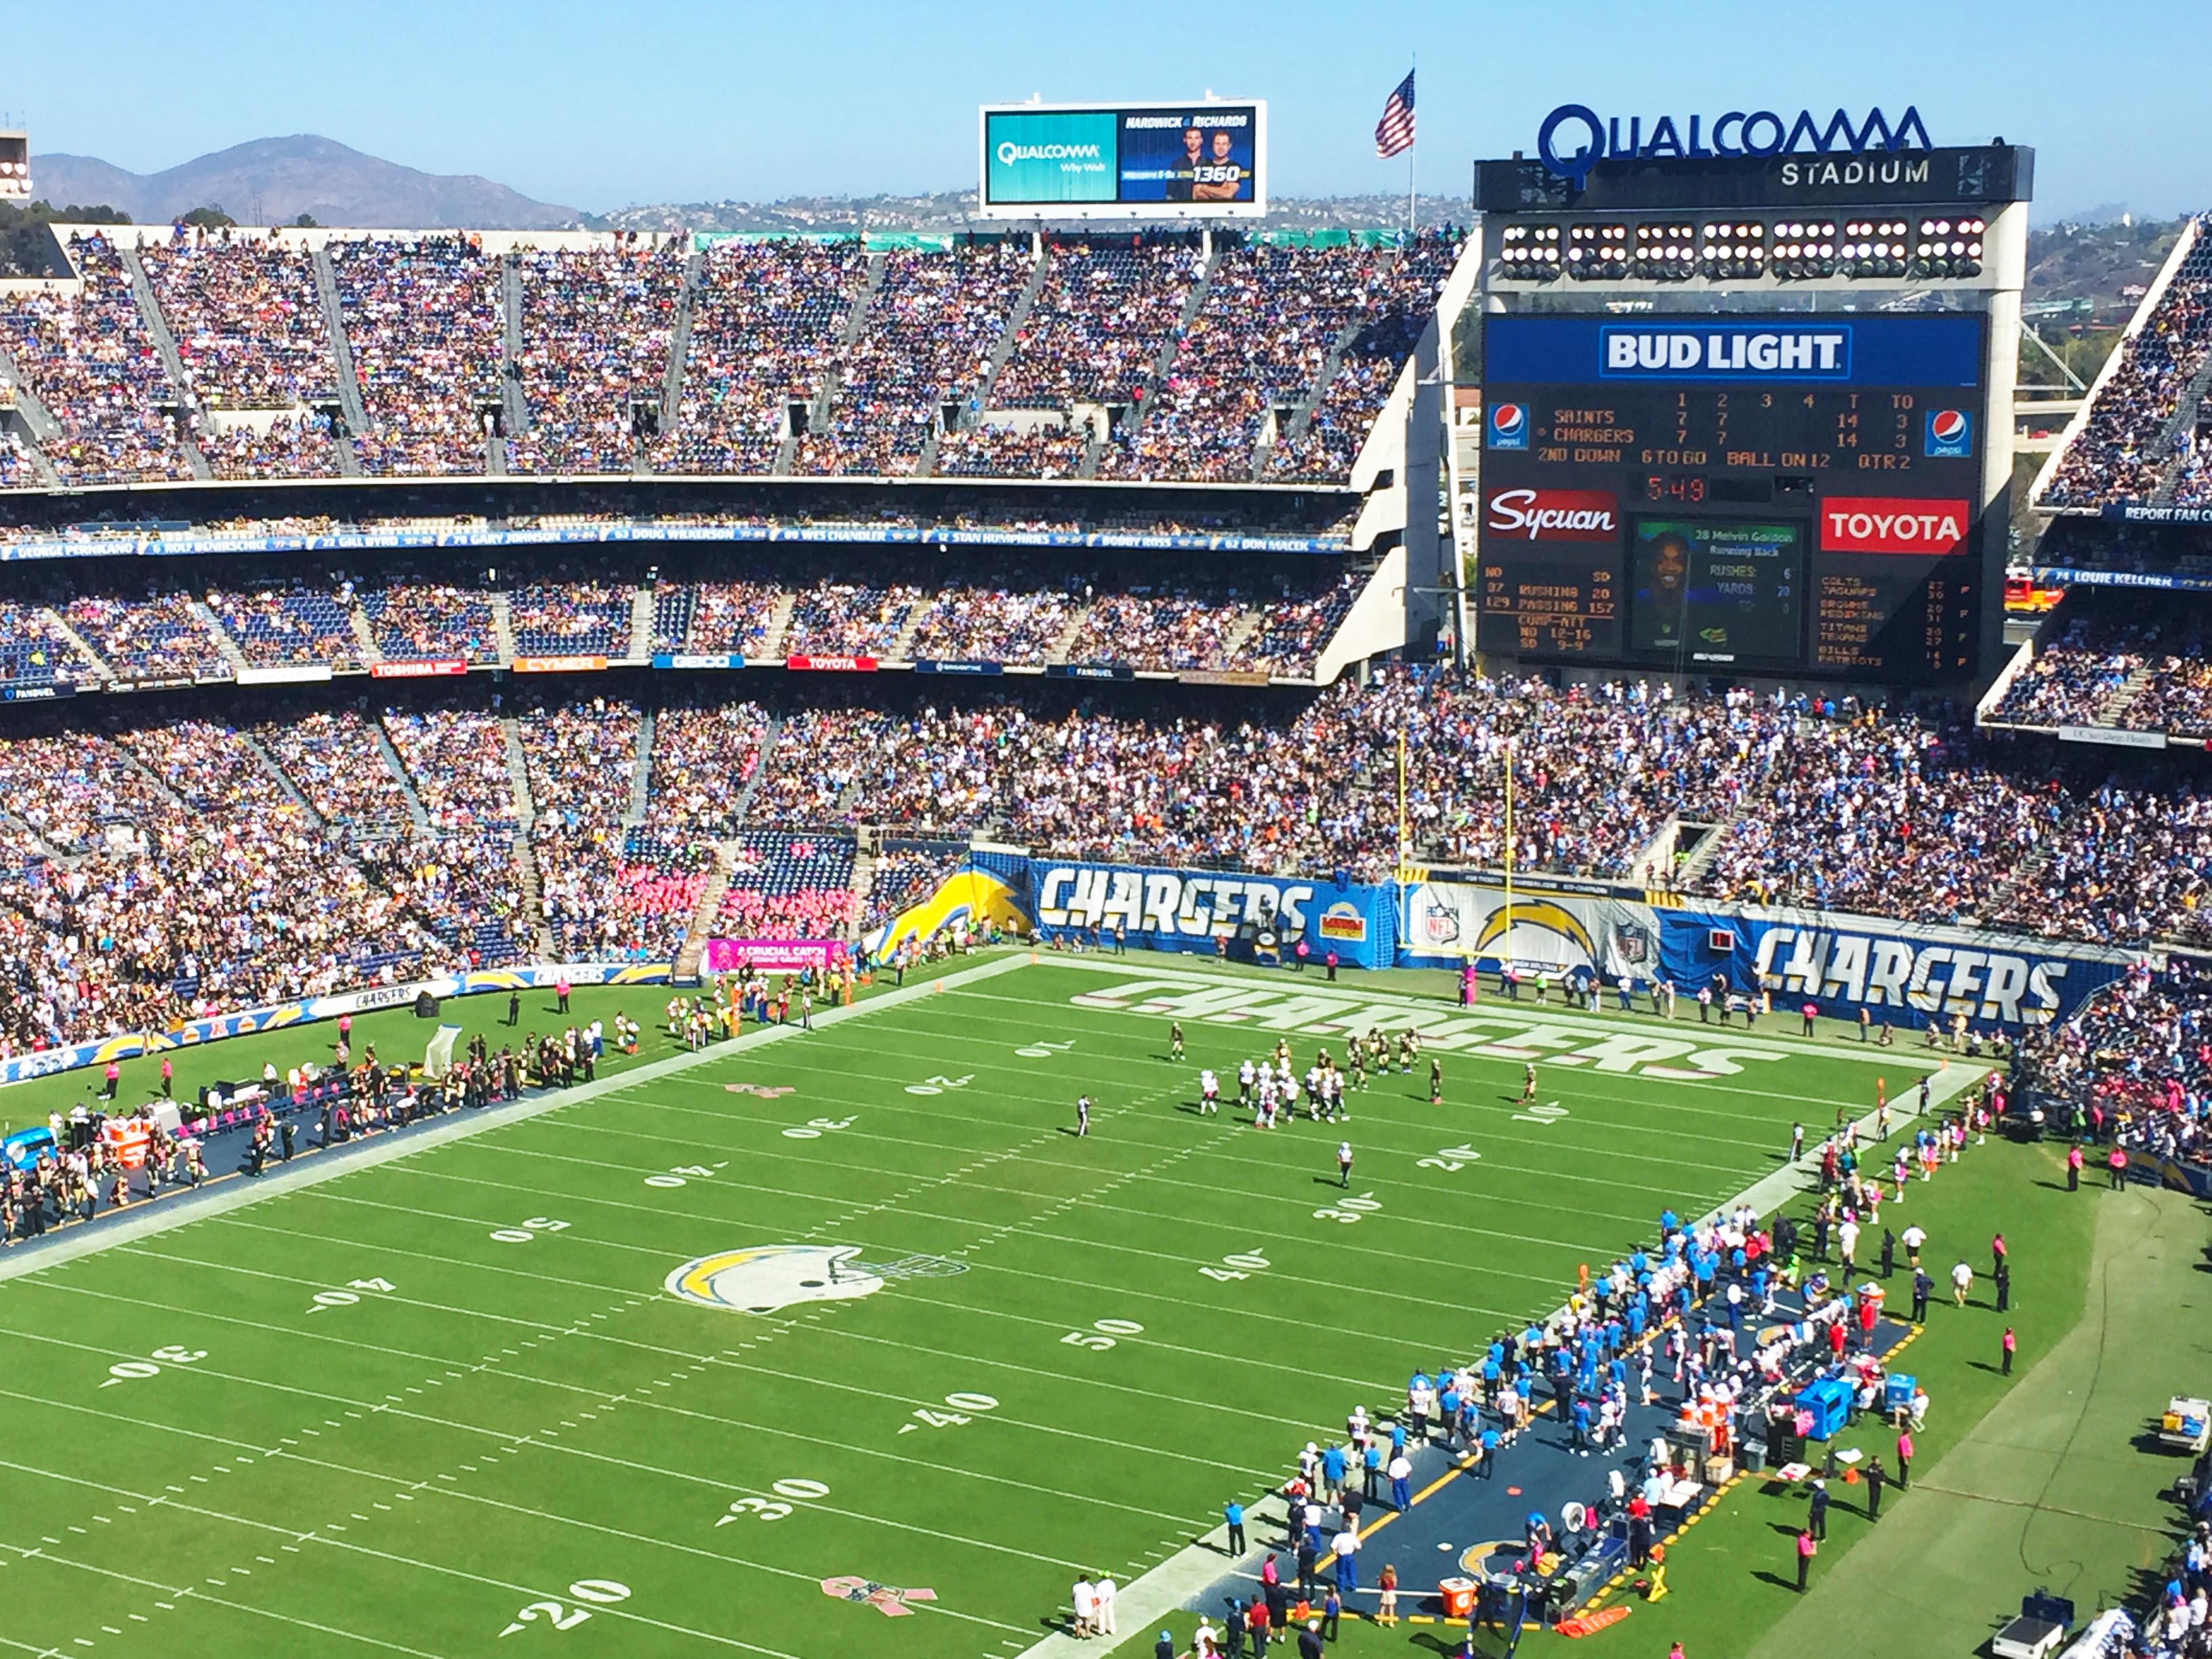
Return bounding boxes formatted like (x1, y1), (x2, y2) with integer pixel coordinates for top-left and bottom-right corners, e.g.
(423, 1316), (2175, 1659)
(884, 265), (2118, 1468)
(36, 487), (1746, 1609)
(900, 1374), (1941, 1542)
(623, 706), (655, 827)
(513, 831), (554, 957)
(490, 591), (518, 664)
(913, 425), (943, 478)
(848, 838), (879, 928)
(369, 725), (432, 831)
(659, 252), (703, 433)
(238, 727), (327, 830)
(112, 738), (186, 812)
(1045, 602), (1089, 665)
(966, 245), (1050, 414)
(500, 254), (531, 447)
(2150, 355), (2212, 505)
(37, 607), (115, 685)
(1270, 312), (1365, 470)
(346, 602), (384, 665)
(760, 590), (798, 658)
(190, 598), (252, 674)
(625, 583), (655, 661)
(118, 246), (213, 481)
(2096, 664), (2157, 728)
(310, 246), (371, 473)
(1670, 813), (1743, 890)
(1092, 257), (1215, 480)
(1212, 607), (1267, 665)
(673, 841), (738, 979)
(0, 346), (69, 491)
(500, 714), (537, 828)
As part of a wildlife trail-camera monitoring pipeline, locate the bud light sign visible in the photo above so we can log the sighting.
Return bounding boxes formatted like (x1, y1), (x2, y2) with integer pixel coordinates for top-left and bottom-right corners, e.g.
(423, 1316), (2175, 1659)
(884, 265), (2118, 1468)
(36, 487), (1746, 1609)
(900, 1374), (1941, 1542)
(1602, 324), (1851, 380)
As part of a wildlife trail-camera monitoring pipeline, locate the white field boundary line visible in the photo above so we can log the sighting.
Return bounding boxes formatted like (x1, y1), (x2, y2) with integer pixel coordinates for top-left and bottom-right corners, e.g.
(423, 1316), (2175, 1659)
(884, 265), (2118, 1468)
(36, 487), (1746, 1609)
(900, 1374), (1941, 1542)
(0, 953), (1036, 1289)
(1005, 974), (1988, 1659)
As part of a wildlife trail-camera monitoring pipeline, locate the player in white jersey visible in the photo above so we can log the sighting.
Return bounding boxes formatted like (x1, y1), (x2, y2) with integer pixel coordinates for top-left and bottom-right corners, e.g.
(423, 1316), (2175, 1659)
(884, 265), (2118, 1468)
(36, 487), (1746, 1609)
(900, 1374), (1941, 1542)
(1238, 1059), (1256, 1108)
(1200, 1069), (1219, 1113)
(1255, 1069), (1277, 1128)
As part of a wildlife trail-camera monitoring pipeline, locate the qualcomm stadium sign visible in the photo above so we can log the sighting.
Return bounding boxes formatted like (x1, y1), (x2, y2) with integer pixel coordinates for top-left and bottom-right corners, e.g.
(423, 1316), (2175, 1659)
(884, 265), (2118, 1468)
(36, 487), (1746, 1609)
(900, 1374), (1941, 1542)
(1537, 103), (1933, 189)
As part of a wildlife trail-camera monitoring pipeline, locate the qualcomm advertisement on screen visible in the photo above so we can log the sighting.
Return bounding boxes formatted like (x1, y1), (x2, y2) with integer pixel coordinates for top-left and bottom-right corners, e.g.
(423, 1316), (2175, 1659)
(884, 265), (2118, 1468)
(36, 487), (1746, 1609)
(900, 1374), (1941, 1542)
(981, 102), (1264, 217)
(1485, 314), (1984, 388)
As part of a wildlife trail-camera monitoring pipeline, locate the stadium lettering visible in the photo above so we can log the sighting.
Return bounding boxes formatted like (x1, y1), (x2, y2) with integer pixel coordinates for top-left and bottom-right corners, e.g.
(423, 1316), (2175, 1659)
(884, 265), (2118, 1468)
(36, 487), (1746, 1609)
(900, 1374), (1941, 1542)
(1537, 102), (1931, 189)
(1820, 497), (1971, 554)
(1036, 867), (1313, 936)
(1754, 926), (2068, 1025)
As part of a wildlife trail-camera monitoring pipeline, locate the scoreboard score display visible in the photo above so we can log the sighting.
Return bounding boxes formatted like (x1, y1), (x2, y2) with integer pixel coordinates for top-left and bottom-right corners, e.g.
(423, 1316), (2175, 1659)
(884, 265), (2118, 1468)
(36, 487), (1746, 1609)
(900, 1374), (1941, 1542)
(1477, 312), (1987, 681)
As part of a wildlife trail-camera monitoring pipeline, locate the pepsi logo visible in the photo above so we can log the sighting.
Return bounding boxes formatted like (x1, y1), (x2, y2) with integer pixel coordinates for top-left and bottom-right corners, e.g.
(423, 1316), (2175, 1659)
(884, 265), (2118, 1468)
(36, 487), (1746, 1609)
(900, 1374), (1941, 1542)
(1929, 410), (1967, 441)
(1490, 403), (1525, 436)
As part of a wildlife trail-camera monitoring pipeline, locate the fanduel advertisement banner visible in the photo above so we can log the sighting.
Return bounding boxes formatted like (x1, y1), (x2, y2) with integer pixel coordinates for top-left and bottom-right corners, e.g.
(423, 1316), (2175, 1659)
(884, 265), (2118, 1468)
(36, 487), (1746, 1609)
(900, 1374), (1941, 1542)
(1655, 906), (2128, 1031)
(1399, 880), (1664, 979)
(1029, 861), (1388, 968)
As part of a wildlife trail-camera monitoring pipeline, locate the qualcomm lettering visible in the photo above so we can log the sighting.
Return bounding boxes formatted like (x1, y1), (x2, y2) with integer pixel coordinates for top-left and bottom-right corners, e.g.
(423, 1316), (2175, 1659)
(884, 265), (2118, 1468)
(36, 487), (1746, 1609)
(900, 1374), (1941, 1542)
(997, 141), (1103, 165)
(1538, 104), (1933, 190)
(1600, 325), (1850, 379)
(1753, 927), (2067, 1023)
(1485, 488), (1619, 541)
(1820, 497), (1970, 554)
(1035, 867), (1313, 937)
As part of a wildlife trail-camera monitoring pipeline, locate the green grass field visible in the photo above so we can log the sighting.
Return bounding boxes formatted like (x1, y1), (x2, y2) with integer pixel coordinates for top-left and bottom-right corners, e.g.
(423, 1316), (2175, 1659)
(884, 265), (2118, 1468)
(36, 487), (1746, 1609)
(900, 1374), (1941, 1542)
(0, 953), (1951, 1659)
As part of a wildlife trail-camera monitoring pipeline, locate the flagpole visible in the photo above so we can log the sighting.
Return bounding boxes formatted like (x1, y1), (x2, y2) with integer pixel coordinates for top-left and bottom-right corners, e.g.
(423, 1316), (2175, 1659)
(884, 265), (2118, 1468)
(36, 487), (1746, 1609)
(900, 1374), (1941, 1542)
(1408, 56), (1417, 238)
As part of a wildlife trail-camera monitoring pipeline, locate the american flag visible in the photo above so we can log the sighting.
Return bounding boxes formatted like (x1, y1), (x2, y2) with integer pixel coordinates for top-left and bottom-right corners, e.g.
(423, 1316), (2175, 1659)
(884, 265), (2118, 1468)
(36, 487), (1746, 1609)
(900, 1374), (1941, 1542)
(1375, 70), (1416, 159)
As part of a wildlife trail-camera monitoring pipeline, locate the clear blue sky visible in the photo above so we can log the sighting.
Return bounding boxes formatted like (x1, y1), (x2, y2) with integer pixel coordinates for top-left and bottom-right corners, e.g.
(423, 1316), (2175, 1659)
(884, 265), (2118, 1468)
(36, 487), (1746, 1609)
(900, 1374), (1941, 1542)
(9, 0), (2206, 217)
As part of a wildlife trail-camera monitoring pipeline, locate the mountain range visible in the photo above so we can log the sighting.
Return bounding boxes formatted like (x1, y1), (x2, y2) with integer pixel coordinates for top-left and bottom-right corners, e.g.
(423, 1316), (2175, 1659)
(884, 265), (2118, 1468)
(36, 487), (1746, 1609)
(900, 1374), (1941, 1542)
(27, 136), (583, 229)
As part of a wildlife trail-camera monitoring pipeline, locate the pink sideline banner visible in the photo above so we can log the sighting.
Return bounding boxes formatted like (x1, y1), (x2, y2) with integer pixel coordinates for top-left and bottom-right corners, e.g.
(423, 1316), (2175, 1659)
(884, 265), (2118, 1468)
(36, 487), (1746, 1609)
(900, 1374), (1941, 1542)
(703, 939), (849, 973)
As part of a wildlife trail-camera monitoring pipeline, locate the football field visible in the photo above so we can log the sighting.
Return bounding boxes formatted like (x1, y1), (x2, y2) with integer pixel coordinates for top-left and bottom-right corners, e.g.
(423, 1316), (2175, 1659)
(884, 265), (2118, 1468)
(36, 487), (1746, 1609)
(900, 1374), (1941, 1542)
(0, 954), (1944, 1658)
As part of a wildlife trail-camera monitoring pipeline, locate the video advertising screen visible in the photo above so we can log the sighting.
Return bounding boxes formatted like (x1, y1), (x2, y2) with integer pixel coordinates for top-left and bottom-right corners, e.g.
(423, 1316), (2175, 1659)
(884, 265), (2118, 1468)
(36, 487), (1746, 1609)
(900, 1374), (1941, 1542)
(979, 102), (1266, 219)
(1476, 312), (1988, 682)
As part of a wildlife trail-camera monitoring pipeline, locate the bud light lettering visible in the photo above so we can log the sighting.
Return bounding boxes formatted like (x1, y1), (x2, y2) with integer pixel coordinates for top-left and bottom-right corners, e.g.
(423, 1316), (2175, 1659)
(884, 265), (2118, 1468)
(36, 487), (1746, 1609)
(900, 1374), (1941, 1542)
(1538, 103), (1932, 190)
(1600, 325), (1851, 380)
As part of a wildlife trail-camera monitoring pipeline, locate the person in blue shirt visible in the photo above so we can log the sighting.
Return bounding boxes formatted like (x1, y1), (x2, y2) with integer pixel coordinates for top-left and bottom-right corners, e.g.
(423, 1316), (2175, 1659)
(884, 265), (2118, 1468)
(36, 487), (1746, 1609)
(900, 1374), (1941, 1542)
(1570, 1397), (1593, 1453)
(1225, 1499), (1246, 1555)
(1438, 1381), (1462, 1448)
(1363, 1440), (1383, 1500)
(1389, 1420), (1406, 1456)
(1479, 1424), (1501, 1477)
(1321, 1443), (1347, 1504)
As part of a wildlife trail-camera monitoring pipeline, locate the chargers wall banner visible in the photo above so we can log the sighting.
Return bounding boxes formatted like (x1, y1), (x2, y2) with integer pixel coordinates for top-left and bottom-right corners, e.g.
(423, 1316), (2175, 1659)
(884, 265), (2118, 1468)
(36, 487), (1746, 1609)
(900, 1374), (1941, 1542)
(1031, 861), (1389, 970)
(1655, 906), (2129, 1031)
(1399, 880), (1663, 980)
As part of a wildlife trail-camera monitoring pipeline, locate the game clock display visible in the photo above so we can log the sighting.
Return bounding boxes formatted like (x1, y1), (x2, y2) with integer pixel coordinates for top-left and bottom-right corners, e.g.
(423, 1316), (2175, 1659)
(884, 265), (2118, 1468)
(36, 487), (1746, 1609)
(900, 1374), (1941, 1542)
(1476, 312), (1988, 682)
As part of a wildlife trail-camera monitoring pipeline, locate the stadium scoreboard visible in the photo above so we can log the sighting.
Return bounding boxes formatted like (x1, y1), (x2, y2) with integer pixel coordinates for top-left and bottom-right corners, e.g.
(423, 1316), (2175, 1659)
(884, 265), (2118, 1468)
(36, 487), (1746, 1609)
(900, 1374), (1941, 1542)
(1477, 312), (1986, 679)
(1467, 124), (2031, 687)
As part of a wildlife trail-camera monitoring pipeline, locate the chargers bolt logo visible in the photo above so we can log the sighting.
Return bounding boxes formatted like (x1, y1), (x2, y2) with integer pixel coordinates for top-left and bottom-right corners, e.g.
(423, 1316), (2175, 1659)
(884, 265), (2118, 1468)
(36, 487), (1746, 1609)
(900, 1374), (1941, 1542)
(1488, 403), (1529, 450)
(1925, 409), (1972, 457)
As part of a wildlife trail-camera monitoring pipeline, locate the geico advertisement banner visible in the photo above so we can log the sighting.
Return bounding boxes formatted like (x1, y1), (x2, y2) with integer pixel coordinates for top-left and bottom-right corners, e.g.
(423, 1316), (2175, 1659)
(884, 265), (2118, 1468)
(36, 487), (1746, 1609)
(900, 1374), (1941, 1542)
(1401, 880), (1662, 979)
(1656, 907), (2128, 1029)
(1030, 863), (1386, 968)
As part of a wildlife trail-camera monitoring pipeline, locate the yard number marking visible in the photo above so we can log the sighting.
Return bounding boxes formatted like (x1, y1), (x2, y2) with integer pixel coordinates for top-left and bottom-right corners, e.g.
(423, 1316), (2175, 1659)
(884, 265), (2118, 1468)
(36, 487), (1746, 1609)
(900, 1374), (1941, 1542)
(491, 1217), (571, 1244)
(1200, 1250), (1271, 1283)
(905, 1074), (975, 1096)
(781, 1117), (857, 1141)
(1060, 1318), (1145, 1352)
(1313, 1193), (1382, 1225)
(1418, 1144), (1482, 1172)
(306, 1277), (396, 1315)
(1513, 1101), (1570, 1126)
(100, 1345), (207, 1387)
(645, 1162), (727, 1188)
(1015, 1039), (1076, 1059)
(716, 1477), (831, 1525)
(898, 1391), (1001, 1433)
(498, 1580), (631, 1637)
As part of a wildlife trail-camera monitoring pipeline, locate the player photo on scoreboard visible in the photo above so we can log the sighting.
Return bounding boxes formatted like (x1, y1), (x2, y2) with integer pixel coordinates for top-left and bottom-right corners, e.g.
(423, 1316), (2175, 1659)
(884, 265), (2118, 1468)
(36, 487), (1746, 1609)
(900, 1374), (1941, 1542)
(1631, 518), (1806, 665)
(1123, 109), (1256, 204)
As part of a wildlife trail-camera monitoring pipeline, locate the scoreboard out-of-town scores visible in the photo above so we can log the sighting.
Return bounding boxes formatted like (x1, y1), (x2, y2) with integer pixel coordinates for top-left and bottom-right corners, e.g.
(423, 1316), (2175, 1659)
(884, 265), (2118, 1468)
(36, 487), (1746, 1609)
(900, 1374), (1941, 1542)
(1476, 312), (1988, 682)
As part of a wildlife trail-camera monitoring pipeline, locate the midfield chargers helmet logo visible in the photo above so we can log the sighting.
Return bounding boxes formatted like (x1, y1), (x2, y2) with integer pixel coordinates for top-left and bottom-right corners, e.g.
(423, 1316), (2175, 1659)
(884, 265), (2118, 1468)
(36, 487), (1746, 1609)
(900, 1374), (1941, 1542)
(1484, 487), (1620, 542)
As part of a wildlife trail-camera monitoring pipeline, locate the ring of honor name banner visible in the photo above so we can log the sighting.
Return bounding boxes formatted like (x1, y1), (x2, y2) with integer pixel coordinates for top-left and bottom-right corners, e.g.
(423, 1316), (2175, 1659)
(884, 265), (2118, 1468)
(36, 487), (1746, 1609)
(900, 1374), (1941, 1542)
(1477, 312), (1986, 680)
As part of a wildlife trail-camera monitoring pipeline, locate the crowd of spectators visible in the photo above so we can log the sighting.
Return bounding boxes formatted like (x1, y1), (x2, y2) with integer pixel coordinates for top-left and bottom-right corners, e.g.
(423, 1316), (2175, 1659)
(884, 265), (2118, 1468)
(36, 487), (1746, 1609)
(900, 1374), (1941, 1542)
(653, 240), (869, 475)
(508, 238), (683, 476)
(1986, 606), (2146, 727)
(780, 573), (924, 659)
(933, 422), (1088, 478)
(380, 702), (517, 832)
(207, 571), (365, 668)
(140, 232), (337, 410)
(990, 241), (1199, 413)
(0, 234), (194, 485)
(2041, 235), (2211, 507)
(58, 583), (231, 682)
(253, 708), (417, 839)
(0, 596), (99, 686)
(361, 570), (499, 664)
(333, 236), (504, 475)
(794, 242), (1030, 476)
(199, 411), (344, 481)
(509, 565), (636, 657)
